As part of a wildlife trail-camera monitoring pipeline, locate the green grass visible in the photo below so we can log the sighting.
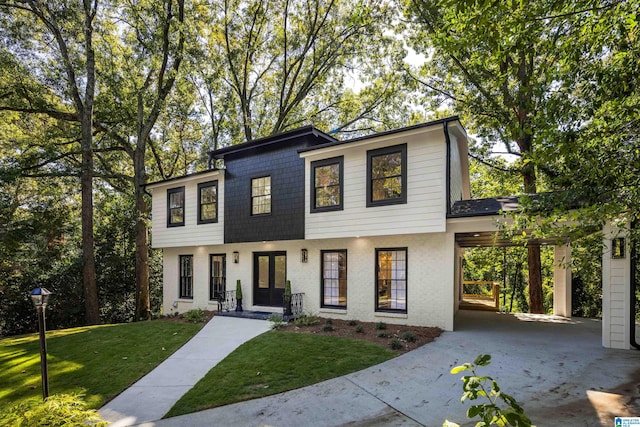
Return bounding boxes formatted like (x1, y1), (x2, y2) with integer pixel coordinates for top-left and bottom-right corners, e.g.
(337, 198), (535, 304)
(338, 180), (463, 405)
(166, 330), (396, 418)
(0, 321), (202, 409)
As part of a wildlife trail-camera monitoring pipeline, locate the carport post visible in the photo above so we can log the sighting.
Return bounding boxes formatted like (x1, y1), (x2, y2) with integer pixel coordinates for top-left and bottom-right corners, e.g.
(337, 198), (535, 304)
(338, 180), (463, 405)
(553, 244), (572, 317)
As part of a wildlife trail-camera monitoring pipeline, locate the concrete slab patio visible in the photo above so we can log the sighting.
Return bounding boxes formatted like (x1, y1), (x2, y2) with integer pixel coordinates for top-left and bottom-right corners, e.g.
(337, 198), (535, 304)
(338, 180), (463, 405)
(99, 316), (271, 427)
(139, 310), (640, 427)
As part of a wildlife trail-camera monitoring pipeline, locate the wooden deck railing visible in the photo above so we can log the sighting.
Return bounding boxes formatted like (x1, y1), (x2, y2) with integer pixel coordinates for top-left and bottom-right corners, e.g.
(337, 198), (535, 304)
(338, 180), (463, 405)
(462, 281), (500, 310)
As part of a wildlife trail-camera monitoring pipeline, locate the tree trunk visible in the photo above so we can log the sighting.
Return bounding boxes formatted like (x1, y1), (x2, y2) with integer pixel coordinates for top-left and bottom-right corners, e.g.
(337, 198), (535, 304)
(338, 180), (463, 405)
(134, 167), (150, 321)
(82, 1), (99, 325)
(134, 108), (151, 320)
(520, 158), (544, 313)
(527, 244), (544, 313)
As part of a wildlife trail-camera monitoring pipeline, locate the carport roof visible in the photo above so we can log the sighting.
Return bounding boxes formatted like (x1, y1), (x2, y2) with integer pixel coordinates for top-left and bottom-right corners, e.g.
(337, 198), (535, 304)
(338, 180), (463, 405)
(448, 196), (521, 218)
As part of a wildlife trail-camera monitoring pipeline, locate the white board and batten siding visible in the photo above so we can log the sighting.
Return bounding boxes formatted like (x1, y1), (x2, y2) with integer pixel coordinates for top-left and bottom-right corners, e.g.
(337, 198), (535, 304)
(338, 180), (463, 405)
(602, 222), (631, 349)
(302, 125), (449, 240)
(147, 170), (224, 249)
(447, 124), (471, 207)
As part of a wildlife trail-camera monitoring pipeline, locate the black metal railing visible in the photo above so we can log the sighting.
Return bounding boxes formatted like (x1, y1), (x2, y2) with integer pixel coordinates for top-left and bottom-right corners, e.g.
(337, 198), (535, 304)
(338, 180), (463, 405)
(283, 292), (304, 320)
(218, 290), (237, 312)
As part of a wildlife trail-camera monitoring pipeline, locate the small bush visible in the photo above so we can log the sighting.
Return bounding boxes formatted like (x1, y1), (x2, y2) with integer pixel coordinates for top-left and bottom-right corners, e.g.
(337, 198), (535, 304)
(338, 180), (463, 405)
(390, 338), (403, 350)
(402, 331), (416, 342)
(377, 331), (389, 338)
(348, 320), (357, 326)
(375, 322), (387, 330)
(325, 318), (333, 325)
(267, 313), (286, 329)
(0, 393), (107, 427)
(182, 309), (206, 323)
(355, 325), (364, 333)
(294, 314), (319, 326)
(322, 324), (334, 332)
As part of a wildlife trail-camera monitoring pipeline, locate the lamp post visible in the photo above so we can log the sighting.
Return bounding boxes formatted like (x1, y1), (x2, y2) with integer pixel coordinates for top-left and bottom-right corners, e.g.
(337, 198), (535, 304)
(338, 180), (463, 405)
(30, 287), (51, 400)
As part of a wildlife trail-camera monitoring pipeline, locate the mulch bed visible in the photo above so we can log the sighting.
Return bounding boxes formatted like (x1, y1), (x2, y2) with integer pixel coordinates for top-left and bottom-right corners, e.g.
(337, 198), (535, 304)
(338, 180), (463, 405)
(280, 317), (442, 353)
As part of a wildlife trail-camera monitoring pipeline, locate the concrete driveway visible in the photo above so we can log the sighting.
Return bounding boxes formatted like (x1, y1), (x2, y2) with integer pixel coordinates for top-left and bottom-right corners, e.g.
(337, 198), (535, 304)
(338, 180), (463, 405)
(141, 310), (640, 427)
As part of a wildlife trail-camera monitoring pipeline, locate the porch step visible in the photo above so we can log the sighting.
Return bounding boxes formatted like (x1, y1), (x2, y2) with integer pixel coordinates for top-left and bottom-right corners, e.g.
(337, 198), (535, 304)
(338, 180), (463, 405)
(217, 310), (276, 320)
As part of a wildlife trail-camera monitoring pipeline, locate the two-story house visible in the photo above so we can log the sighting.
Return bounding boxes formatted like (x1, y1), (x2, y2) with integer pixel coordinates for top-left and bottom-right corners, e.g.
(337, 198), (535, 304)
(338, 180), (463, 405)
(146, 116), (635, 349)
(147, 117), (468, 330)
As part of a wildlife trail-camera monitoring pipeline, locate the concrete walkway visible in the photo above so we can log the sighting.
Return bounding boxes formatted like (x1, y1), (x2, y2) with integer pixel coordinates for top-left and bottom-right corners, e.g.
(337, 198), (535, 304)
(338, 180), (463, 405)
(99, 316), (271, 427)
(136, 311), (640, 427)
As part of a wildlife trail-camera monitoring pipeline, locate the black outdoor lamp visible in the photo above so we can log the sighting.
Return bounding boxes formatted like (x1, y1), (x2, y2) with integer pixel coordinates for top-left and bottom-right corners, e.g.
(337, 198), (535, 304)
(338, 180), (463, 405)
(30, 287), (52, 400)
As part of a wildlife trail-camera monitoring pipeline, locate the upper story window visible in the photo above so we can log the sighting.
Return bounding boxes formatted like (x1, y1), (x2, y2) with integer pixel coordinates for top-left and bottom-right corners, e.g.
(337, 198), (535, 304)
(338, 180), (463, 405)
(167, 186), (185, 227)
(311, 157), (343, 212)
(252, 176), (271, 215)
(366, 144), (407, 207)
(198, 181), (218, 224)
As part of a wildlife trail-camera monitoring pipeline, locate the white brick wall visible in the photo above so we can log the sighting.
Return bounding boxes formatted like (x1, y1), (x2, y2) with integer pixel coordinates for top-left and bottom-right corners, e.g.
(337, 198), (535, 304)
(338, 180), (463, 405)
(162, 232), (456, 330)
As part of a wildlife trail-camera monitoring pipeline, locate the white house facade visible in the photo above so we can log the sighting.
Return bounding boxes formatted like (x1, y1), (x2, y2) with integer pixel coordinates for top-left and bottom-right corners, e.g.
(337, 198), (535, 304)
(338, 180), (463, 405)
(146, 117), (638, 349)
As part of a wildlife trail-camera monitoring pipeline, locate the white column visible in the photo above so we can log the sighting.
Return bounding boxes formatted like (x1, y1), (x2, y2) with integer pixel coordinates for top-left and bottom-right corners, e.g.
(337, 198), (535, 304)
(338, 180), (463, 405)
(602, 223), (631, 349)
(553, 244), (572, 317)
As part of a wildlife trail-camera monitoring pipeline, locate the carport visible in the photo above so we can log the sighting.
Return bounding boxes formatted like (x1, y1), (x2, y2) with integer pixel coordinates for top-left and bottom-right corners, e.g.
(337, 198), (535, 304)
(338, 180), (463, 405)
(447, 196), (635, 350)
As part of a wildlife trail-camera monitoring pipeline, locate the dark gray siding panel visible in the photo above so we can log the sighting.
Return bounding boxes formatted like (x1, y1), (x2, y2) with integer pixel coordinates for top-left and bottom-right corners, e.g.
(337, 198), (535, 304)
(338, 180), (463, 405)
(224, 136), (315, 243)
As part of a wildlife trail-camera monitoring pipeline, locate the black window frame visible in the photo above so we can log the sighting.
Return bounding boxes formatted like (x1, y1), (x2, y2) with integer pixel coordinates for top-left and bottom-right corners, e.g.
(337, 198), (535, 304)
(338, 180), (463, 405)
(375, 247), (407, 313)
(311, 157), (344, 213)
(366, 144), (408, 207)
(251, 175), (272, 216)
(179, 254), (193, 299)
(209, 253), (226, 301)
(320, 249), (348, 308)
(198, 181), (219, 224)
(167, 186), (185, 227)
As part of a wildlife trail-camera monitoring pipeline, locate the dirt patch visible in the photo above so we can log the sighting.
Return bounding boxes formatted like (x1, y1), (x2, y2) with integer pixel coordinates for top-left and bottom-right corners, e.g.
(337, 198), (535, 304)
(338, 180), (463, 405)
(280, 317), (442, 353)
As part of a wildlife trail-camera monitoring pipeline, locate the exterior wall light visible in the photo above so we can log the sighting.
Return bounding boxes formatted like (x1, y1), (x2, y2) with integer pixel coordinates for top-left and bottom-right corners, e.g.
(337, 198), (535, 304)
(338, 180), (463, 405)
(30, 287), (52, 400)
(612, 237), (625, 259)
(301, 248), (308, 263)
(233, 251), (239, 263)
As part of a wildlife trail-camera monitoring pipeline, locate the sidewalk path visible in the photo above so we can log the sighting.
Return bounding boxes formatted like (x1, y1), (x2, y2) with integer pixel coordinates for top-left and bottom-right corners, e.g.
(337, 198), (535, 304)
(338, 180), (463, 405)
(99, 316), (271, 427)
(135, 311), (640, 427)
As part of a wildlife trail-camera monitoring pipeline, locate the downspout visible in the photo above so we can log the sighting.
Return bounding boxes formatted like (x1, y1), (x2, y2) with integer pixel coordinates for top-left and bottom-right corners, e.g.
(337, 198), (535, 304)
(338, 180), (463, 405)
(631, 221), (640, 349)
(443, 119), (452, 215)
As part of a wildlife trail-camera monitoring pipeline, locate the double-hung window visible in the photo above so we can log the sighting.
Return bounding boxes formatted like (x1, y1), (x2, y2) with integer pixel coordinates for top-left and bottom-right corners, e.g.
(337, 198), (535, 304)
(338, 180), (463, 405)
(321, 250), (347, 308)
(198, 181), (218, 224)
(167, 187), (185, 227)
(209, 254), (226, 301)
(179, 255), (193, 299)
(312, 157), (343, 212)
(251, 176), (271, 215)
(375, 248), (407, 312)
(367, 144), (407, 207)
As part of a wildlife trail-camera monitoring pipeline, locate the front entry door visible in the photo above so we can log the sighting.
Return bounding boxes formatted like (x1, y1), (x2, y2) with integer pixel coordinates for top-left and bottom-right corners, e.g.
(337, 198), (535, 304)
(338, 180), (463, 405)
(253, 252), (286, 306)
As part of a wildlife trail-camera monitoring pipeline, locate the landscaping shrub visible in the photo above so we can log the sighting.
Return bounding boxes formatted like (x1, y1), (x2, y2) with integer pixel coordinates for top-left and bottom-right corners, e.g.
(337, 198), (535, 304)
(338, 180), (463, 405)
(322, 324), (334, 332)
(267, 314), (286, 330)
(375, 322), (387, 330)
(0, 394), (107, 427)
(390, 338), (403, 350)
(402, 331), (416, 342)
(377, 331), (389, 338)
(182, 309), (206, 323)
(355, 325), (364, 333)
(294, 314), (319, 327)
(348, 320), (358, 326)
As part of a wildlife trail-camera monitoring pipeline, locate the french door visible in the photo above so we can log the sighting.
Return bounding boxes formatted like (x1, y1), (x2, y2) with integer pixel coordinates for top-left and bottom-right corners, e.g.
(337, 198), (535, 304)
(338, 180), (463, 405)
(253, 252), (286, 306)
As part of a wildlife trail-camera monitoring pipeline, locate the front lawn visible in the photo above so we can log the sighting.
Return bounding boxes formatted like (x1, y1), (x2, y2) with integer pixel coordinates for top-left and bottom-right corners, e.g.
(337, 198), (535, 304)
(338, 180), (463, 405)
(0, 321), (202, 409)
(166, 330), (396, 418)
